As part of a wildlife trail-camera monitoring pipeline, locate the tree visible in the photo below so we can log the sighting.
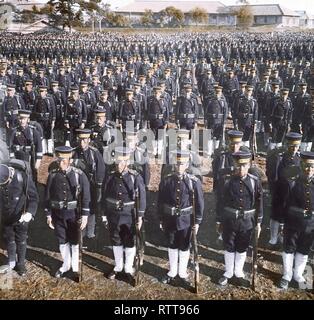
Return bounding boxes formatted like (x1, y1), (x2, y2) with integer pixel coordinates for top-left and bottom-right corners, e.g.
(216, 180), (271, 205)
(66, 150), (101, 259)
(140, 9), (154, 27)
(233, 0), (253, 29)
(19, 10), (36, 24)
(160, 6), (184, 27)
(188, 7), (208, 26)
(47, 0), (85, 30)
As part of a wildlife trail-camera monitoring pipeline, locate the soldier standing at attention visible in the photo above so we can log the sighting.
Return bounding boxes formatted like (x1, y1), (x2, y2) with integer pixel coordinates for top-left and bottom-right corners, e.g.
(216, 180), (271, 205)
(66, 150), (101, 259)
(158, 150), (204, 286)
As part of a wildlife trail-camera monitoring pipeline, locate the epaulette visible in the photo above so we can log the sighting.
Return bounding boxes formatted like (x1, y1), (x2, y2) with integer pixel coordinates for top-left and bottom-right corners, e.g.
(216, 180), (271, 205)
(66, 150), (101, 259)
(187, 173), (199, 182)
(89, 145), (98, 152)
(71, 166), (83, 175)
(128, 168), (139, 176)
(247, 173), (258, 181)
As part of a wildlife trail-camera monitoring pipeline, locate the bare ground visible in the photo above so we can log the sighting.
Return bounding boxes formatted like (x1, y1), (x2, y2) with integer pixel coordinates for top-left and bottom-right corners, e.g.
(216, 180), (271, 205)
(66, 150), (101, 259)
(0, 153), (313, 300)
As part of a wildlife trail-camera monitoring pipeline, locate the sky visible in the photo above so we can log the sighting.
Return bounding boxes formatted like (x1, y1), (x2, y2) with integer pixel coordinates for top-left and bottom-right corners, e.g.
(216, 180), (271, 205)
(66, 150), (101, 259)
(107, 0), (314, 14)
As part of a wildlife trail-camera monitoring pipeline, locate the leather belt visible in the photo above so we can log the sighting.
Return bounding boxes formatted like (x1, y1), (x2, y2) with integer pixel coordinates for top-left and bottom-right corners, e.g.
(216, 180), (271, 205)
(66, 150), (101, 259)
(289, 206), (314, 219)
(224, 207), (255, 219)
(163, 205), (193, 216)
(105, 198), (135, 211)
(50, 200), (77, 210)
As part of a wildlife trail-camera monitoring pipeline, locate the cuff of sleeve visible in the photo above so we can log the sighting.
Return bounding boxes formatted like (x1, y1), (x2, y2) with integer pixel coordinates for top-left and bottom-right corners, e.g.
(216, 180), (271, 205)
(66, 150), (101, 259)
(257, 217), (263, 224)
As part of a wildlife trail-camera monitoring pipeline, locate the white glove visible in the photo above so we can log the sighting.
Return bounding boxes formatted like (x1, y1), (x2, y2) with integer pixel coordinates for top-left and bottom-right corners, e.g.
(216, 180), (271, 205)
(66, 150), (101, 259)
(35, 159), (41, 170)
(47, 215), (54, 229)
(80, 215), (88, 230)
(19, 212), (33, 223)
(101, 216), (108, 223)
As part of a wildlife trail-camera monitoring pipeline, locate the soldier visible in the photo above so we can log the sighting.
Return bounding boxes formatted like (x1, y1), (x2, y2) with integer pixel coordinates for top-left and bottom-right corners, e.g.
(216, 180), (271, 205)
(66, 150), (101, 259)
(35, 68), (49, 88)
(176, 84), (198, 130)
(204, 86), (228, 153)
(0, 160), (39, 276)
(133, 82), (147, 128)
(72, 129), (105, 242)
(21, 80), (37, 112)
(118, 89), (141, 132)
(15, 67), (29, 93)
(158, 150), (204, 285)
(96, 89), (113, 122)
(291, 83), (311, 139)
(64, 86), (87, 146)
(234, 85), (258, 148)
(217, 151), (263, 287)
(232, 81), (247, 130)
(33, 86), (56, 155)
(200, 69), (216, 105)
(80, 81), (96, 126)
(267, 132), (302, 247)
(9, 109), (42, 180)
(279, 151), (314, 290)
(147, 86), (170, 156)
(3, 84), (25, 130)
(221, 69), (239, 112)
(270, 88), (293, 149)
(45, 146), (90, 280)
(101, 147), (146, 283)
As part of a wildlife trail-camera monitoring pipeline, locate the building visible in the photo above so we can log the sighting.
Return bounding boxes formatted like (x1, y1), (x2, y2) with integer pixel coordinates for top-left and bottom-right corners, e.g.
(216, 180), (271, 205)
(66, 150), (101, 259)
(229, 4), (300, 27)
(0, 2), (15, 30)
(115, 0), (236, 26)
(296, 10), (314, 29)
(2, 0), (47, 11)
(6, 18), (63, 33)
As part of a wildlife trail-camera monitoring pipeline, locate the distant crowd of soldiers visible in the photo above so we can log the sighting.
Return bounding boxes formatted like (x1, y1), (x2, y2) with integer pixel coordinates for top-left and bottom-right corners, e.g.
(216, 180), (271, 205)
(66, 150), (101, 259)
(0, 31), (314, 292)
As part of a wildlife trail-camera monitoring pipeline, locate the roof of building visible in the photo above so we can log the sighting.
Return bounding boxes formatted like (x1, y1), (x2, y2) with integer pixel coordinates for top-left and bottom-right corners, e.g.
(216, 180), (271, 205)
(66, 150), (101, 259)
(6, 19), (63, 34)
(229, 4), (300, 17)
(116, 0), (228, 14)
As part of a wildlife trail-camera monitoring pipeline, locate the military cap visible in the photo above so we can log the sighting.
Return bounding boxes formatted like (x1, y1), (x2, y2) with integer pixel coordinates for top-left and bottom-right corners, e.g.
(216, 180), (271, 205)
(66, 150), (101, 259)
(38, 68), (45, 73)
(228, 130), (243, 143)
(299, 83), (307, 87)
(7, 84), (16, 89)
(134, 82), (141, 87)
(153, 86), (162, 92)
(239, 81), (247, 86)
(114, 146), (132, 161)
(240, 63), (246, 67)
(125, 88), (134, 94)
(300, 151), (314, 164)
(232, 151), (252, 164)
(128, 68), (135, 73)
(262, 73), (270, 78)
(83, 65), (90, 70)
(25, 80), (33, 85)
(71, 86), (79, 92)
(310, 87), (314, 92)
(206, 69), (212, 73)
(184, 84), (193, 91)
(125, 128), (138, 137)
(51, 81), (59, 86)
(107, 68), (113, 72)
(39, 86), (48, 91)
(100, 89), (108, 95)
(285, 132), (302, 145)
(76, 129), (91, 139)
(227, 69), (234, 73)
(165, 67), (171, 72)
(80, 81), (88, 86)
(215, 86), (223, 91)
(184, 67), (191, 72)
(17, 67), (23, 72)
(92, 74), (99, 78)
(175, 150), (190, 164)
(0, 164), (11, 186)
(177, 129), (190, 139)
(281, 88), (290, 94)
(271, 82), (280, 87)
(18, 109), (31, 118)
(138, 74), (146, 79)
(246, 85), (254, 91)
(158, 80), (166, 85)
(94, 108), (106, 116)
(55, 146), (73, 159)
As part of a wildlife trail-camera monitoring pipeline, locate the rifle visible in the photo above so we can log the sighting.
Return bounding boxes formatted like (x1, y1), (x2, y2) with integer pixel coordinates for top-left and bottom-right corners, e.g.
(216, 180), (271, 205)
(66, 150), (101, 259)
(251, 120), (258, 161)
(251, 212), (259, 291)
(191, 185), (199, 294)
(76, 182), (83, 282)
(133, 188), (142, 287)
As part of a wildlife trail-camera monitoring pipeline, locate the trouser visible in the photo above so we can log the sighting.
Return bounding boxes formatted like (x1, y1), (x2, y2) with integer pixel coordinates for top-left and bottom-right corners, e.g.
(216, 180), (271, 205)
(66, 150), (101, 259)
(2, 221), (29, 269)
